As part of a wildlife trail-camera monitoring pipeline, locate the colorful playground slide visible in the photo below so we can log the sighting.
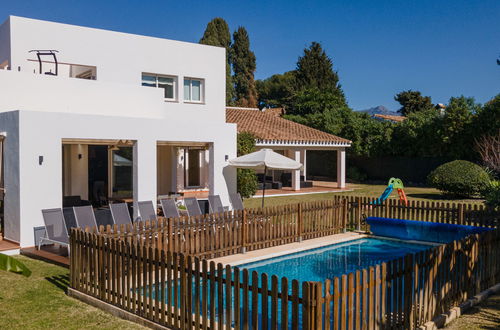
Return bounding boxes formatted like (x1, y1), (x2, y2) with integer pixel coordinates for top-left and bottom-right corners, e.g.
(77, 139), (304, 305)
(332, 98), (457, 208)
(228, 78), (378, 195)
(373, 177), (408, 206)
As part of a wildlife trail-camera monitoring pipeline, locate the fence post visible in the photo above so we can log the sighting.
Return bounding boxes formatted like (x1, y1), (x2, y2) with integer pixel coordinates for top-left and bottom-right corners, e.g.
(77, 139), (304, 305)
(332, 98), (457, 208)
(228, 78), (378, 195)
(343, 198), (349, 233)
(241, 210), (247, 254)
(356, 197), (362, 232)
(303, 281), (322, 330)
(298, 203), (303, 242)
(458, 204), (464, 225)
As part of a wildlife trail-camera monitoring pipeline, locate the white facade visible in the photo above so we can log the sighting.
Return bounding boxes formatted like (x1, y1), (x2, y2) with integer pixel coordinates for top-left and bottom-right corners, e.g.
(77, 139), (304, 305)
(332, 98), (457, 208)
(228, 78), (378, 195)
(0, 16), (237, 247)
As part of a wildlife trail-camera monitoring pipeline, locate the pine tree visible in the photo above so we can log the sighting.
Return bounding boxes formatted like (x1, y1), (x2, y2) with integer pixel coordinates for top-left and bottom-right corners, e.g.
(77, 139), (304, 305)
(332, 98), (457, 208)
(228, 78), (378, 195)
(394, 90), (434, 116)
(295, 42), (345, 102)
(231, 27), (258, 108)
(200, 18), (234, 104)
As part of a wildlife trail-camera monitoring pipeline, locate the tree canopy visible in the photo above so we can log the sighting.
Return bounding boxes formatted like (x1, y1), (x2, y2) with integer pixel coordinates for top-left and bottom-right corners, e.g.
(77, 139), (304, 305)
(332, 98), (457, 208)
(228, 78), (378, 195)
(199, 18), (234, 104)
(231, 27), (258, 108)
(395, 90), (434, 116)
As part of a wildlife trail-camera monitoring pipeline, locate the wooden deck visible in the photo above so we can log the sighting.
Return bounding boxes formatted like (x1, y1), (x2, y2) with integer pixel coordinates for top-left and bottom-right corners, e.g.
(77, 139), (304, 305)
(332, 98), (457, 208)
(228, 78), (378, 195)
(21, 245), (69, 268)
(0, 239), (20, 252)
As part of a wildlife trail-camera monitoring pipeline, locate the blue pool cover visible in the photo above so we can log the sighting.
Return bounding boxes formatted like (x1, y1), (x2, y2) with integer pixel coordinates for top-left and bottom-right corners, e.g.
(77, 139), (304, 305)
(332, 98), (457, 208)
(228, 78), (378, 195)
(366, 217), (492, 243)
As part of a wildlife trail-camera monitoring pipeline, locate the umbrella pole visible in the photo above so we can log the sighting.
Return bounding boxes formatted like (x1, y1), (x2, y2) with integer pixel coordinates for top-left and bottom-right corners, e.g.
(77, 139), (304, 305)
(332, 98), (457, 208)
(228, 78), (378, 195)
(262, 166), (267, 208)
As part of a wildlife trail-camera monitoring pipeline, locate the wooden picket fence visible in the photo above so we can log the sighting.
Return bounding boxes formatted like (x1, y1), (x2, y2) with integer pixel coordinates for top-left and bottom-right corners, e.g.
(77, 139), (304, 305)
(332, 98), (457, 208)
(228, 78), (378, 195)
(316, 228), (500, 329)
(70, 227), (500, 329)
(343, 196), (498, 232)
(88, 199), (347, 259)
(70, 229), (317, 329)
(69, 197), (500, 329)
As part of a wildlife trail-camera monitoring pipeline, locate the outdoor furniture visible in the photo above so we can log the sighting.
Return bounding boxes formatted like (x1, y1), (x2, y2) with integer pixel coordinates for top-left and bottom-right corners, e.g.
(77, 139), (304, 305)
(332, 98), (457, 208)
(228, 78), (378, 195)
(229, 193), (245, 211)
(272, 181), (283, 189)
(160, 198), (180, 219)
(63, 195), (91, 207)
(109, 202), (132, 225)
(94, 208), (114, 227)
(73, 205), (98, 230)
(137, 200), (158, 222)
(62, 207), (78, 232)
(208, 195), (225, 213)
(184, 197), (202, 217)
(39, 208), (69, 251)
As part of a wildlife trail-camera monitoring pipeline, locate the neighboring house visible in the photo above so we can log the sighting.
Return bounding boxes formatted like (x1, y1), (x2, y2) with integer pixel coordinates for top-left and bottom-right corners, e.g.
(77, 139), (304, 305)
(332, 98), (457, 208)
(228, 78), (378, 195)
(0, 16), (237, 247)
(373, 114), (407, 123)
(226, 107), (351, 190)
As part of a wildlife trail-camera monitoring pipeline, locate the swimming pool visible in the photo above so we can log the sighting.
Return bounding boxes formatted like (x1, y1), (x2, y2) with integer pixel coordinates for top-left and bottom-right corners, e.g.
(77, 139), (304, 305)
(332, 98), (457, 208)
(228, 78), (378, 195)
(235, 237), (430, 282)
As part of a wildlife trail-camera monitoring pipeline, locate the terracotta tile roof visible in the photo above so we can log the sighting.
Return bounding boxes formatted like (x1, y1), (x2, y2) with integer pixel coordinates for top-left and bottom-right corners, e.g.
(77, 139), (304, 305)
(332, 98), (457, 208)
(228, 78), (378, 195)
(374, 114), (407, 122)
(226, 108), (351, 146)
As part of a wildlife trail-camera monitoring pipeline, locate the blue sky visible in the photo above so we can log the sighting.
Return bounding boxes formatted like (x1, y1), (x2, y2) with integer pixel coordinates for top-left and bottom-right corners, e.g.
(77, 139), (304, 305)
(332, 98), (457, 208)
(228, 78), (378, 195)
(1, 0), (498, 110)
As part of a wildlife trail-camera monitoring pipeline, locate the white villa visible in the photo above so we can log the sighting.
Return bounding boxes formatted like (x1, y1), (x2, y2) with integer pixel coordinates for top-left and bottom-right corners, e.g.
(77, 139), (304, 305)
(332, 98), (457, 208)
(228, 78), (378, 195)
(0, 16), (237, 248)
(0, 16), (350, 252)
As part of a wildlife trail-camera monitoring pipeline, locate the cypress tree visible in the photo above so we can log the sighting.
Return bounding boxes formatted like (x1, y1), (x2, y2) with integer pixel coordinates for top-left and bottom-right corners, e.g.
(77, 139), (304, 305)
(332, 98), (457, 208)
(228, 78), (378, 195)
(231, 27), (258, 108)
(295, 42), (345, 102)
(200, 18), (234, 104)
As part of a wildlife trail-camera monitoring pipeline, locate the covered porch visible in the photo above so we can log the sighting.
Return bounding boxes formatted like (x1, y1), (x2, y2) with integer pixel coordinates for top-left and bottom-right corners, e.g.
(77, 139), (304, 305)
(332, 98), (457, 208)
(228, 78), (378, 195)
(254, 144), (348, 192)
(226, 106), (351, 194)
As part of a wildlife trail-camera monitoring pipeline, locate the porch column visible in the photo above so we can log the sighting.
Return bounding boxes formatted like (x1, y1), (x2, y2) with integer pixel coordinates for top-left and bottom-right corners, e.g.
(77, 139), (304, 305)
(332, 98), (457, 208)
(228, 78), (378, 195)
(336, 147), (346, 189)
(292, 149), (301, 191)
(300, 149), (307, 181)
(133, 139), (157, 220)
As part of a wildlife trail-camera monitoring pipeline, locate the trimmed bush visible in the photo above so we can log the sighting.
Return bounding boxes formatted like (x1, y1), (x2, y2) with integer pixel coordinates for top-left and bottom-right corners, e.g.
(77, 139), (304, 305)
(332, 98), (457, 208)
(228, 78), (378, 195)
(236, 132), (258, 199)
(427, 160), (490, 198)
(483, 181), (500, 210)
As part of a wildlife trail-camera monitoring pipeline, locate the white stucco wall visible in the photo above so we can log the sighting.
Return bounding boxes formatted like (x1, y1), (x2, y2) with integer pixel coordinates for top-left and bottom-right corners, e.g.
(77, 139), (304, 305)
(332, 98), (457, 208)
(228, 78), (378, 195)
(0, 16), (237, 247)
(7, 110), (236, 246)
(3, 15), (227, 123)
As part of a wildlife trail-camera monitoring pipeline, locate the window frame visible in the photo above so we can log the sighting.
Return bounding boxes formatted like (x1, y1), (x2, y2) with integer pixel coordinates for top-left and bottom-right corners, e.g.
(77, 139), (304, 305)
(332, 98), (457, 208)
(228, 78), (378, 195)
(141, 73), (178, 102)
(183, 77), (204, 103)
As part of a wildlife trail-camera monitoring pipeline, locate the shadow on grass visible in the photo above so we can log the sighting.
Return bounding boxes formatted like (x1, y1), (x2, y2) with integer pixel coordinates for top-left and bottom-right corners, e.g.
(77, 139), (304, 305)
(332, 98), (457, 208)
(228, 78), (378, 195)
(447, 295), (500, 330)
(45, 274), (70, 293)
(406, 193), (453, 200)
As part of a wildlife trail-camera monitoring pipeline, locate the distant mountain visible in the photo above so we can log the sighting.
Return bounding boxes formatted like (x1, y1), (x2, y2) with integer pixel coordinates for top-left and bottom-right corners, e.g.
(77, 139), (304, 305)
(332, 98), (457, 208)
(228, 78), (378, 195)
(358, 105), (398, 116)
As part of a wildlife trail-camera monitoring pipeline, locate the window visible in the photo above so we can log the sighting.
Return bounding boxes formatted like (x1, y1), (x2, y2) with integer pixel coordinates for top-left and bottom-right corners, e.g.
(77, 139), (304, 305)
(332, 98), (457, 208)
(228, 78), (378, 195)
(183, 78), (204, 103)
(142, 74), (177, 101)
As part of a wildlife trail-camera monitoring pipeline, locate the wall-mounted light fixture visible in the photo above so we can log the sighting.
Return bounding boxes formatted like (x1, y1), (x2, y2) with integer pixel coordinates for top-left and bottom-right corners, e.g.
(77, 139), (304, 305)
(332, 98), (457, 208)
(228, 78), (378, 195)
(39, 156), (44, 165)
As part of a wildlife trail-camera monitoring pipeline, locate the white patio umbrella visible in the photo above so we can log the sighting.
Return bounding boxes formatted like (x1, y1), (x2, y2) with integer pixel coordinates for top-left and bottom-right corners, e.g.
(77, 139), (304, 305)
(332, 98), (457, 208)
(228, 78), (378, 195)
(228, 148), (303, 208)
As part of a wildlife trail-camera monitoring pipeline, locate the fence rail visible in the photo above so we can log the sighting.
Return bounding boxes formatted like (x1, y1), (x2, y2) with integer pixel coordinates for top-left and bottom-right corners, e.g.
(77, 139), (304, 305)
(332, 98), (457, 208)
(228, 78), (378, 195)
(70, 197), (500, 329)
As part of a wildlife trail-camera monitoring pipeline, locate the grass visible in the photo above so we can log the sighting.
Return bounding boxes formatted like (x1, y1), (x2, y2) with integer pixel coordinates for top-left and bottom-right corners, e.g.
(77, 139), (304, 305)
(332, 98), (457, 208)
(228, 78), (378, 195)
(0, 256), (146, 330)
(243, 183), (485, 208)
(445, 294), (500, 329)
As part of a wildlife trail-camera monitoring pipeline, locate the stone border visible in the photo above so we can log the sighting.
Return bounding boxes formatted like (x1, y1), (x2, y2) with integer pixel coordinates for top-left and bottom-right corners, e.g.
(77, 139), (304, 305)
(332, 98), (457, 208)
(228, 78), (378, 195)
(419, 282), (500, 329)
(67, 287), (171, 330)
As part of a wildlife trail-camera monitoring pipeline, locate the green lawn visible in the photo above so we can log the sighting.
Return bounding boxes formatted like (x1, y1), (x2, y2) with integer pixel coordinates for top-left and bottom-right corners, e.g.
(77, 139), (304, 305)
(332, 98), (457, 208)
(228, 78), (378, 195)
(0, 256), (146, 330)
(243, 183), (485, 208)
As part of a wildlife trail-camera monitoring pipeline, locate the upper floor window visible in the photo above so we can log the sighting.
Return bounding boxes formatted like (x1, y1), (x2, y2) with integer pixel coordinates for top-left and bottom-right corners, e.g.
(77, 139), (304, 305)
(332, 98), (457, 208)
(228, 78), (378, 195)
(142, 73), (177, 101)
(183, 78), (204, 103)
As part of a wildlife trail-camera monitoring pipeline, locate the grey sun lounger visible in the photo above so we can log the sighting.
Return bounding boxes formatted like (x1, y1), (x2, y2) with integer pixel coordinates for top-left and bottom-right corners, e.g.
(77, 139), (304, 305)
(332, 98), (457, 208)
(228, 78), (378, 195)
(229, 193), (245, 211)
(208, 195), (225, 213)
(138, 200), (158, 222)
(73, 205), (98, 230)
(40, 208), (69, 250)
(160, 198), (180, 219)
(184, 197), (202, 217)
(109, 202), (132, 226)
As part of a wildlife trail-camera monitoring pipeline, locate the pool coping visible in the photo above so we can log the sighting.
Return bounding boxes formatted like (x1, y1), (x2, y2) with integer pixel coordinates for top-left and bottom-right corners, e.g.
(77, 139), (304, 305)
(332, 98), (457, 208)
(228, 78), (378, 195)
(211, 232), (441, 268)
(211, 231), (366, 267)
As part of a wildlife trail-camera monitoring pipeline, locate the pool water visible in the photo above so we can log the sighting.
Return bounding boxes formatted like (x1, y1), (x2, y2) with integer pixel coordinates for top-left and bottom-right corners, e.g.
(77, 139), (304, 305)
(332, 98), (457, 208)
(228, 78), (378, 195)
(236, 237), (430, 282)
